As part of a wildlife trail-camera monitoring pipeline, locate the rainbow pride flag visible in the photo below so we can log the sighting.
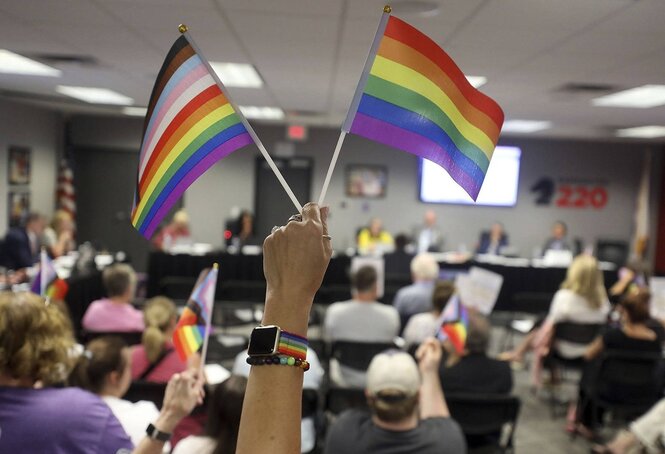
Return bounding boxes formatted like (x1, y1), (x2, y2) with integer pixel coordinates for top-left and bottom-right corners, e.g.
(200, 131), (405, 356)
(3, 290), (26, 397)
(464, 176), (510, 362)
(30, 250), (68, 299)
(132, 34), (254, 238)
(173, 266), (218, 361)
(436, 296), (469, 354)
(343, 10), (504, 200)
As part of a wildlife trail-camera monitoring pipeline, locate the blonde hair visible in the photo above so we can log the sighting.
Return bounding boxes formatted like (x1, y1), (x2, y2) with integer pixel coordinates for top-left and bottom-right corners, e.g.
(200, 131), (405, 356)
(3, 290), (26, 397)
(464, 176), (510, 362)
(0, 292), (75, 385)
(561, 255), (607, 309)
(142, 297), (177, 363)
(411, 253), (440, 281)
(51, 209), (72, 232)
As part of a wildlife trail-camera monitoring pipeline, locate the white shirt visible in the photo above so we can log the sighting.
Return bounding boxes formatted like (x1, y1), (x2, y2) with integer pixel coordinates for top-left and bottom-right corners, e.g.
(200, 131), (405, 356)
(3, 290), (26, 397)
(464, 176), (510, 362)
(102, 396), (160, 447)
(172, 435), (216, 454)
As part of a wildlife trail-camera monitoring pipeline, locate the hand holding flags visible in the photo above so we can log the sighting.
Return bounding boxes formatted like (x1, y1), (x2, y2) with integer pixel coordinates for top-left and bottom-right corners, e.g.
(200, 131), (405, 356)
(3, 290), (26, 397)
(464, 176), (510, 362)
(173, 264), (218, 364)
(30, 249), (68, 300)
(436, 295), (469, 355)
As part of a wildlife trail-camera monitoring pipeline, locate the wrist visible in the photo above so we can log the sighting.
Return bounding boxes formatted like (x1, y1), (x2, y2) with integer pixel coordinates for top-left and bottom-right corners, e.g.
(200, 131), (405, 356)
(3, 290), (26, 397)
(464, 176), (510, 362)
(153, 408), (181, 434)
(263, 294), (311, 337)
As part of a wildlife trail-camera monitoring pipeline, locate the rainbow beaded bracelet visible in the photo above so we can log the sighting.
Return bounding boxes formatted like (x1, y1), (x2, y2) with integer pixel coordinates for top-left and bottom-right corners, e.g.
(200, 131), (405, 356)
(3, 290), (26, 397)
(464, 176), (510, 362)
(246, 355), (310, 371)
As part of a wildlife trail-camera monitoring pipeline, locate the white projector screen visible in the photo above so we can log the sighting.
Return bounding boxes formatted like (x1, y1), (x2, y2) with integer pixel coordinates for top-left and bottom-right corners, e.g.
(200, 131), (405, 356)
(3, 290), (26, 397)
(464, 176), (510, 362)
(419, 146), (521, 206)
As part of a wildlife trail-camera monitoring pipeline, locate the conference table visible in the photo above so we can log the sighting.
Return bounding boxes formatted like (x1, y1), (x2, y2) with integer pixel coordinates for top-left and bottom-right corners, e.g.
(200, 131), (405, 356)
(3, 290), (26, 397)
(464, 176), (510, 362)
(145, 251), (618, 312)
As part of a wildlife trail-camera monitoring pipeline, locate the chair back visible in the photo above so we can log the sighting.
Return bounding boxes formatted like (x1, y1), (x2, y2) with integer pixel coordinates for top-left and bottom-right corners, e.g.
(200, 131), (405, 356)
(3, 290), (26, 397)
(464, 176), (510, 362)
(325, 387), (367, 415)
(330, 341), (397, 371)
(124, 380), (167, 409)
(596, 239), (629, 266)
(446, 393), (521, 450)
(553, 322), (603, 345)
(302, 389), (319, 418)
(81, 330), (143, 346)
(595, 350), (663, 405)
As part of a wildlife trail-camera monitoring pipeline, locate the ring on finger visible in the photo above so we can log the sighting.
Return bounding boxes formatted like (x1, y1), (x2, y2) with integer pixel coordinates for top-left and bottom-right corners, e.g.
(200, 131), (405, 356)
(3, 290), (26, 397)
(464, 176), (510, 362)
(322, 234), (332, 240)
(287, 214), (302, 223)
(271, 225), (281, 234)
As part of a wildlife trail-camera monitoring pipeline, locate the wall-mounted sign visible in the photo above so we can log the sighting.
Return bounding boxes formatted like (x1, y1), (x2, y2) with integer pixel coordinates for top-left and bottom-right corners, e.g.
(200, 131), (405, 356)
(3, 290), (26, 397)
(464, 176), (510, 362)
(530, 177), (608, 209)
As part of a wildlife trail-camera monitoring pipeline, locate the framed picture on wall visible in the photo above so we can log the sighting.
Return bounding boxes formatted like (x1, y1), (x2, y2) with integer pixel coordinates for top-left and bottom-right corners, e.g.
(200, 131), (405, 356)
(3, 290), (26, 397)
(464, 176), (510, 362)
(345, 165), (388, 198)
(8, 191), (30, 227)
(8, 146), (31, 185)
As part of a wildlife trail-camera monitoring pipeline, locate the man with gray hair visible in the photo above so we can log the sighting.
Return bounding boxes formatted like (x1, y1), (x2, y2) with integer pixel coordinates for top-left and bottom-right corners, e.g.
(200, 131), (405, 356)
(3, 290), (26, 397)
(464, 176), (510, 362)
(324, 339), (465, 453)
(393, 253), (440, 325)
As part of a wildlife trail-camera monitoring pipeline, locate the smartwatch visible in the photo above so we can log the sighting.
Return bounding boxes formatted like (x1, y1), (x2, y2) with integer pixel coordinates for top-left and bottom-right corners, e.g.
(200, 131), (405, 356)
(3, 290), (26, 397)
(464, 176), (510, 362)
(146, 423), (171, 442)
(247, 325), (308, 360)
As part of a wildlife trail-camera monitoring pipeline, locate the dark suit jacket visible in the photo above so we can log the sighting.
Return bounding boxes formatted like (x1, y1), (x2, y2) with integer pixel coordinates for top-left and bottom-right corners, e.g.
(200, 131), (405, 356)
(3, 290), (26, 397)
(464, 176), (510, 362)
(0, 227), (37, 270)
(384, 250), (415, 279)
(439, 353), (513, 395)
(476, 232), (509, 255)
(543, 237), (572, 253)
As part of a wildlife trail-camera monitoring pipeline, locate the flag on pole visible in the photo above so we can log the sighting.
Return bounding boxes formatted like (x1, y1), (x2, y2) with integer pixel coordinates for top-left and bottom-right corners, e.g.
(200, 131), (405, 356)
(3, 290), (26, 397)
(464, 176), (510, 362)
(31, 249), (68, 299)
(131, 32), (254, 239)
(436, 296), (469, 354)
(173, 265), (218, 361)
(632, 151), (651, 260)
(343, 8), (504, 201)
(56, 158), (76, 225)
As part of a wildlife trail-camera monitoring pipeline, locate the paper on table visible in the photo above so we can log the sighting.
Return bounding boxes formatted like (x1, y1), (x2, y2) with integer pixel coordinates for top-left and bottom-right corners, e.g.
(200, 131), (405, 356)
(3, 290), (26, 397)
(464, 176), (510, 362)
(454, 267), (504, 315)
(649, 277), (665, 319)
(351, 256), (385, 298)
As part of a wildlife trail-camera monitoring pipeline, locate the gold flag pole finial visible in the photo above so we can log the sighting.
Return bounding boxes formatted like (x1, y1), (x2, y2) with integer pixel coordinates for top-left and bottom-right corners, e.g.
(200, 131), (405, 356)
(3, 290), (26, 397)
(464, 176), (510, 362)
(384, 5), (392, 13)
(178, 24), (188, 34)
(213, 263), (219, 270)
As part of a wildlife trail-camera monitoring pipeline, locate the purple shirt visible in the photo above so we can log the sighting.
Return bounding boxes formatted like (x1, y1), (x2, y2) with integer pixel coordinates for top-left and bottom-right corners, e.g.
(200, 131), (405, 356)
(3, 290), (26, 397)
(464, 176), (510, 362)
(82, 298), (145, 332)
(0, 386), (133, 453)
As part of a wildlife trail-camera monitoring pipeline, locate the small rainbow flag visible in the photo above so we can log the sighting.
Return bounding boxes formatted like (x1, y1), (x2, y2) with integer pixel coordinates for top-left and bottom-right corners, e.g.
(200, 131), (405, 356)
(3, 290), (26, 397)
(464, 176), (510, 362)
(132, 33), (254, 238)
(436, 296), (469, 355)
(343, 9), (504, 200)
(173, 266), (218, 361)
(30, 250), (68, 299)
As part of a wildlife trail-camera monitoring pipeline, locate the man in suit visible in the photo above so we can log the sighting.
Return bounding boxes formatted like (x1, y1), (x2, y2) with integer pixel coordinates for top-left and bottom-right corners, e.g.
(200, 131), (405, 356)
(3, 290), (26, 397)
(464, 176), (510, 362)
(476, 222), (509, 255)
(0, 212), (46, 270)
(543, 220), (572, 253)
(414, 210), (444, 253)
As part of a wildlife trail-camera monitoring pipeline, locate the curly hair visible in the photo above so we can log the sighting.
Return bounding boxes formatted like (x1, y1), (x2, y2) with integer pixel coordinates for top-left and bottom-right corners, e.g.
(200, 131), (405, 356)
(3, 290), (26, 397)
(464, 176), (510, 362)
(0, 292), (75, 385)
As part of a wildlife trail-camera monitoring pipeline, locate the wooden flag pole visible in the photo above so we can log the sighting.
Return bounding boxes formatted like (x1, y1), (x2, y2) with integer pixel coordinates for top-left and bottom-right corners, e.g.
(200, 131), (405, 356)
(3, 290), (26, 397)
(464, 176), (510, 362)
(198, 263), (218, 375)
(317, 131), (346, 204)
(179, 24), (303, 213)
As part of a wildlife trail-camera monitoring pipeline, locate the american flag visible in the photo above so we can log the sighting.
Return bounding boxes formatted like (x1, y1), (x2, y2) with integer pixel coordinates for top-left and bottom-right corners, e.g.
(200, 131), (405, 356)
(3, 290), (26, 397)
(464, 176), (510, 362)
(56, 158), (76, 223)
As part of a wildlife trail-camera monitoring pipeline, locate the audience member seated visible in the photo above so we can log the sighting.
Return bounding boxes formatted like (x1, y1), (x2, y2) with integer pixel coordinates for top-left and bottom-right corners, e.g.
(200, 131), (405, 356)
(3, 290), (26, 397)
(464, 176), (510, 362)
(132, 296), (197, 382)
(403, 280), (455, 346)
(608, 259), (649, 305)
(325, 265), (400, 387)
(323, 340), (466, 454)
(476, 222), (509, 255)
(0, 211), (45, 270)
(0, 291), (203, 454)
(82, 263), (144, 333)
(357, 217), (394, 256)
(152, 210), (191, 251)
(414, 209), (444, 253)
(440, 312), (513, 395)
(542, 220), (572, 253)
(232, 347), (323, 453)
(173, 375), (247, 454)
(393, 253), (440, 326)
(592, 397), (665, 454)
(383, 233), (415, 278)
(42, 209), (76, 258)
(574, 288), (664, 438)
(230, 210), (259, 248)
(500, 255), (610, 380)
(70, 336), (159, 446)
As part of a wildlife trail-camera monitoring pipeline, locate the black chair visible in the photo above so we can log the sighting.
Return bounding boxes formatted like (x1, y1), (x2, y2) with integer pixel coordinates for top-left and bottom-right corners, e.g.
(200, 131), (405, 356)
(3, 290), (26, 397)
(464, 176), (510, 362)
(330, 341), (398, 371)
(446, 393), (521, 454)
(80, 330), (143, 346)
(205, 334), (249, 364)
(544, 322), (604, 416)
(325, 387), (367, 416)
(218, 280), (266, 302)
(302, 388), (323, 454)
(498, 292), (554, 350)
(580, 350), (663, 429)
(596, 239), (629, 266)
(124, 380), (167, 409)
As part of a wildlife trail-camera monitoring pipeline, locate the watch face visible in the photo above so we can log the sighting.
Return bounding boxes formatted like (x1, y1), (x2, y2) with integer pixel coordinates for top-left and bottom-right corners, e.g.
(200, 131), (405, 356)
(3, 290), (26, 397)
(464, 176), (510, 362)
(248, 326), (280, 356)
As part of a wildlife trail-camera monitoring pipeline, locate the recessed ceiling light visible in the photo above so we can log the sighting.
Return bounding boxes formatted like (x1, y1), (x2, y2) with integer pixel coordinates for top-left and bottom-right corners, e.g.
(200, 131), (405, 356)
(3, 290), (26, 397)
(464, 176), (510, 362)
(123, 106), (147, 117)
(56, 85), (134, 105)
(0, 49), (61, 76)
(592, 85), (665, 108)
(392, 1), (440, 17)
(616, 126), (665, 139)
(501, 120), (551, 133)
(239, 106), (284, 120)
(465, 76), (487, 88)
(210, 62), (263, 88)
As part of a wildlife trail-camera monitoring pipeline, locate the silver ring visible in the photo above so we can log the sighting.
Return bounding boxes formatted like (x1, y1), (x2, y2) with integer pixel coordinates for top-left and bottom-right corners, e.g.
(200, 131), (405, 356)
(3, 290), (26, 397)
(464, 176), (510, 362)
(288, 214), (302, 223)
(271, 225), (280, 234)
(322, 234), (332, 240)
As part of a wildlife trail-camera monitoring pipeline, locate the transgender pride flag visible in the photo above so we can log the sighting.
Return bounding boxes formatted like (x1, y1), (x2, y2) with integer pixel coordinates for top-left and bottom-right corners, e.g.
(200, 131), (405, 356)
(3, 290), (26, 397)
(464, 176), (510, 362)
(31, 249), (68, 299)
(131, 32), (254, 239)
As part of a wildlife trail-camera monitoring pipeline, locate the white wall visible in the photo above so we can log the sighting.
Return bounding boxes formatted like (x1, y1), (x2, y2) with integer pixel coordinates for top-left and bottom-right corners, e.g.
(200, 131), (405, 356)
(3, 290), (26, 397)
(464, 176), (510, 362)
(68, 115), (663, 262)
(0, 100), (62, 231)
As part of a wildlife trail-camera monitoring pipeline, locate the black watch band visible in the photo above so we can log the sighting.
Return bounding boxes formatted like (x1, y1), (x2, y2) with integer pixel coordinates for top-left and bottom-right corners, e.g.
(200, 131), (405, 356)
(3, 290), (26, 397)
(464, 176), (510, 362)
(146, 423), (171, 442)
